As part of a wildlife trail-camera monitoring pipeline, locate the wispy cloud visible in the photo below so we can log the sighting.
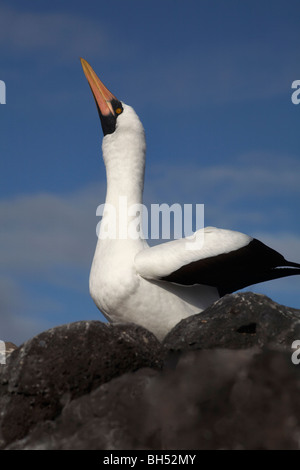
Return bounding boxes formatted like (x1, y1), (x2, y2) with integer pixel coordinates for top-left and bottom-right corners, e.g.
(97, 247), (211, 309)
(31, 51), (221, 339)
(1, 149), (299, 344)
(0, 184), (105, 276)
(1, 152), (298, 283)
(0, 183), (107, 344)
(124, 41), (298, 108)
(0, 5), (136, 64)
(145, 152), (300, 229)
(0, 276), (53, 344)
(1, 4), (297, 111)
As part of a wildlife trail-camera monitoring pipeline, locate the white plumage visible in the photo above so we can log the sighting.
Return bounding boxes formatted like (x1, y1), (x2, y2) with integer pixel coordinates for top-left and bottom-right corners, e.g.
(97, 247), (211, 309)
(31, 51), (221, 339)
(81, 59), (300, 341)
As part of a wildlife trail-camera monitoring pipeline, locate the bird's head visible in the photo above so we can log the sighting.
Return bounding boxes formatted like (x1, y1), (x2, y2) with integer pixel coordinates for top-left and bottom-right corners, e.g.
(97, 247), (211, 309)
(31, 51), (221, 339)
(80, 58), (144, 138)
(80, 58), (145, 182)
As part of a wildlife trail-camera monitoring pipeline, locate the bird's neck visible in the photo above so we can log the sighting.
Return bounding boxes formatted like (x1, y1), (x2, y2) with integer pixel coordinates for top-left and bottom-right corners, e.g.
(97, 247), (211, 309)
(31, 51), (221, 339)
(105, 161), (144, 207)
(99, 131), (146, 242)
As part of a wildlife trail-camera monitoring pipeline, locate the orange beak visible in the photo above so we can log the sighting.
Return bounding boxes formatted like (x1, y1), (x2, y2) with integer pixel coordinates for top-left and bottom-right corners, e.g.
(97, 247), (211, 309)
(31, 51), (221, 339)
(81, 58), (124, 136)
(80, 58), (117, 117)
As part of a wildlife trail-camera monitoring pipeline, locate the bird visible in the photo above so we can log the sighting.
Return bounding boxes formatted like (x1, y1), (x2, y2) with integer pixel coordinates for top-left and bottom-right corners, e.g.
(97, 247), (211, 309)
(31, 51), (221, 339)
(80, 58), (300, 341)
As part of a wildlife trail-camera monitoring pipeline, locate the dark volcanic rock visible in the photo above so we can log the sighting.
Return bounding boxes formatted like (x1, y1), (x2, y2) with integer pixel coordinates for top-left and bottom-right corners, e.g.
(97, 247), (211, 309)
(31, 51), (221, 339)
(7, 368), (160, 450)
(0, 321), (161, 448)
(163, 292), (300, 356)
(6, 348), (300, 450)
(2, 293), (300, 450)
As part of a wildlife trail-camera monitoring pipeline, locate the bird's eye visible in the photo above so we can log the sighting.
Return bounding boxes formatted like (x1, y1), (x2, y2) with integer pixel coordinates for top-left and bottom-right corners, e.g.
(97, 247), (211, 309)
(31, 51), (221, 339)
(111, 99), (123, 116)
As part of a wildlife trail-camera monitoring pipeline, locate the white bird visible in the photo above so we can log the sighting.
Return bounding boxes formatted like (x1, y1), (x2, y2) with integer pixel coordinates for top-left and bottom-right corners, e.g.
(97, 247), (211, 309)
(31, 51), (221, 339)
(81, 58), (300, 341)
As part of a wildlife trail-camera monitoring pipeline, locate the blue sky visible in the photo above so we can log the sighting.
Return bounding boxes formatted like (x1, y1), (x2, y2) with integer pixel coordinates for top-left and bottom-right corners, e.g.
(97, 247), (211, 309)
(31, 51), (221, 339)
(1, 0), (300, 344)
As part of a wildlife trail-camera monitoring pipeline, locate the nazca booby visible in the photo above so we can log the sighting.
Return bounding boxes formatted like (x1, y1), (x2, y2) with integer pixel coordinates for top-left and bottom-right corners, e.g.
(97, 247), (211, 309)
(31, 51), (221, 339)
(81, 58), (300, 341)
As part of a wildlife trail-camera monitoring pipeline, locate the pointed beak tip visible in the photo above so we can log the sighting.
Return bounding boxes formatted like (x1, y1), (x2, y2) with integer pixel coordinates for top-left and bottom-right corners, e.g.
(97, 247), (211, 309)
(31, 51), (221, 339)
(80, 59), (117, 119)
(80, 57), (88, 70)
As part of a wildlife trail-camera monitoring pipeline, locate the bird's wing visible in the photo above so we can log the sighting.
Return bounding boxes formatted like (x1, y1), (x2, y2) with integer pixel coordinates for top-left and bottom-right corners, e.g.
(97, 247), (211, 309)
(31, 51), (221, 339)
(134, 226), (300, 296)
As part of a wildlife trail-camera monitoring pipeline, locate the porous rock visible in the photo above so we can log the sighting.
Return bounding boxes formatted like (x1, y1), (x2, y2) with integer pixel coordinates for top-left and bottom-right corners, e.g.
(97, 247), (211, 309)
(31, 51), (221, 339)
(0, 320), (162, 447)
(6, 348), (300, 450)
(2, 292), (300, 450)
(163, 292), (300, 356)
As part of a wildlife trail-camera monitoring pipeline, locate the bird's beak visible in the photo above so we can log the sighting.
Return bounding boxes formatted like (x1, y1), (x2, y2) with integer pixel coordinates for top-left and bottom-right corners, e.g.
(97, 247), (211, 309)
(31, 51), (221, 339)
(81, 58), (123, 136)
(80, 58), (116, 117)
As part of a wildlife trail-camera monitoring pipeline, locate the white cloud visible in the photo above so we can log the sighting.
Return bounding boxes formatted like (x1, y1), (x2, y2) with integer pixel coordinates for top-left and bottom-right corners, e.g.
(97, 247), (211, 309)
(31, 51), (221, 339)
(1, 150), (299, 344)
(0, 4), (297, 109)
(2, 152), (298, 283)
(0, 276), (52, 345)
(0, 183), (107, 344)
(144, 152), (300, 230)
(0, 184), (106, 277)
(0, 5), (136, 63)
(0, 157), (300, 275)
(124, 41), (298, 108)
(1, 155), (298, 281)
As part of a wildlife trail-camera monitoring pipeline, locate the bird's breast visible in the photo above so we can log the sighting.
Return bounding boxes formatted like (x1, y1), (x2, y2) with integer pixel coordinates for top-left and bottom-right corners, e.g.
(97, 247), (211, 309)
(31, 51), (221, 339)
(89, 238), (143, 317)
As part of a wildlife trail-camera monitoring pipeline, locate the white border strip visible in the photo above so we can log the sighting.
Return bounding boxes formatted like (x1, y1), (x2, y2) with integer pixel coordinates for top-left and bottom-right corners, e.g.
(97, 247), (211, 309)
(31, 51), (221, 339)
(0, 340), (5, 364)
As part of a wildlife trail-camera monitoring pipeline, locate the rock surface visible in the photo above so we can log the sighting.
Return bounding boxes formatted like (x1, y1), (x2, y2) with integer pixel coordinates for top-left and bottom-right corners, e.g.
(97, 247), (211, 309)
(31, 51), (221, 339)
(6, 348), (300, 450)
(1, 292), (300, 450)
(163, 292), (300, 356)
(0, 321), (161, 447)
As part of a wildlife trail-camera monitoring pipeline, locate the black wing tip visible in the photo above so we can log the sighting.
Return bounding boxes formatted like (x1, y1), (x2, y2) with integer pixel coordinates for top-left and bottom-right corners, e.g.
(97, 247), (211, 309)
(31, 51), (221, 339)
(219, 266), (300, 297)
(285, 260), (300, 269)
(162, 236), (300, 295)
